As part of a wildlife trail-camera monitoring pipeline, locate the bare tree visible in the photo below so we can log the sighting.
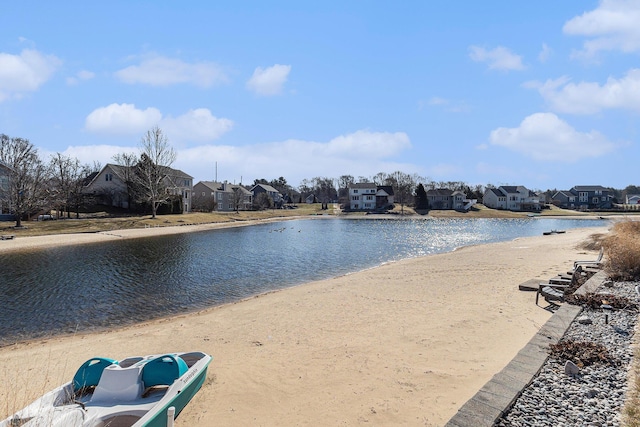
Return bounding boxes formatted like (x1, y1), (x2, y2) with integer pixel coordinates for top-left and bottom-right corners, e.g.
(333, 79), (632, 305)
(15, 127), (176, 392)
(385, 171), (421, 214)
(112, 152), (138, 211)
(135, 127), (177, 218)
(49, 153), (89, 218)
(0, 134), (48, 227)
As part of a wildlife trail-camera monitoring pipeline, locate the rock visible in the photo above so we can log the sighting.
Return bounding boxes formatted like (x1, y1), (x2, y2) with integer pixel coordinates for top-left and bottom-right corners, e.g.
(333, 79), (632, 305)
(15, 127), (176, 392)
(564, 360), (580, 376)
(577, 315), (593, 324)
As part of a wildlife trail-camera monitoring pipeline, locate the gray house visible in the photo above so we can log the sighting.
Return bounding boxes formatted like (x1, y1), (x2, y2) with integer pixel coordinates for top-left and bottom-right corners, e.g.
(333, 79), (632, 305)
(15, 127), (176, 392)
(0, 161), (11, 215)
(193, 181), (252, 212)
(426, 189), (471, 210)
(552, 185), (613, 210)
(251, 184), (283, 206)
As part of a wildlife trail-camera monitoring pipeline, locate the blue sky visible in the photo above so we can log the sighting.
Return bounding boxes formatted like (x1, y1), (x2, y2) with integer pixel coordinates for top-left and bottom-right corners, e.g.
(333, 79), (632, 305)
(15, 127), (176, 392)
(1, 1), (638, 191)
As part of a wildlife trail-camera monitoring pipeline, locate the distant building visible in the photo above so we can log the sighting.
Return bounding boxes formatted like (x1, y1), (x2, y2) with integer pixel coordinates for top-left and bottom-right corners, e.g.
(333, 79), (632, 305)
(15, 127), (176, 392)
(193, 181), (253, 212)
(426, 189), (472, 210)
(347, 183), (394, 211)
(551, 185), (613, 210)
(483, 186), (540, 211)
(84, 163), (193, 212)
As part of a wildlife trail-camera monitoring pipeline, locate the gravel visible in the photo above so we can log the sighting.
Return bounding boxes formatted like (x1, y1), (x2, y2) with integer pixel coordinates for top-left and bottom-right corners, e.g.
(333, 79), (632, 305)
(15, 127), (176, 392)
(496, 280), (638, 427)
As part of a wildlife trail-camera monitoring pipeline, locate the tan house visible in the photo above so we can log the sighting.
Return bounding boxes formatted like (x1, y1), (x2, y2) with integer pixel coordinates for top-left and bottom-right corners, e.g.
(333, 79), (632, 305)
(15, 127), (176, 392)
(84, 163), (193, 213)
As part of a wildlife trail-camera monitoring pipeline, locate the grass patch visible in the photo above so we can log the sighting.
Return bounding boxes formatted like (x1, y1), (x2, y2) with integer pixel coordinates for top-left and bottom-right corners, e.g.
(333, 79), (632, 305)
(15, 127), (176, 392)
(602, 220), (640, 280)
(0, 204), (332, 238)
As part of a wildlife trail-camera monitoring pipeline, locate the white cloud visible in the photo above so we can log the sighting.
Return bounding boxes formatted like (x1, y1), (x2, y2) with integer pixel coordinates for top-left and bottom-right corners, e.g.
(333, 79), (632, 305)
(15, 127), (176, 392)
(468, 45), (525, 71)
(489, 112), (616, 161)
(162, 109), (234, 142)
(526, 69), (640, 114)
(538, 43), (552, 63)
(246, 64), (291, 96)
(68, 129), (415, 185)
(0, 49), (61, 101)
(66, 69), (95, 85)
(84, 103), (234, 143)
(115, 55), (228, 87)
(85, 103), (162, 135)
(563, 0), (640, 58)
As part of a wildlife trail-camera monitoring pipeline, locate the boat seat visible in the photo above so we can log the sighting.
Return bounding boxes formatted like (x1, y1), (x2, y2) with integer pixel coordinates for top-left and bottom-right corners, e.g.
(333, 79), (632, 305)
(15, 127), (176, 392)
(141, 354), (188, 389)
(91, 364), (144, 403)
(73, 357), (118, 393)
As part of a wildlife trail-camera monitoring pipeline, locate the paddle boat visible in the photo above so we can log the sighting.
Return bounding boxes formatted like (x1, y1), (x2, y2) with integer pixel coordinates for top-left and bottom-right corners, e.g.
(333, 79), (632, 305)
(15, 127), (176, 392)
(1, 351), (212, 427)
(542, 229), (566, 235)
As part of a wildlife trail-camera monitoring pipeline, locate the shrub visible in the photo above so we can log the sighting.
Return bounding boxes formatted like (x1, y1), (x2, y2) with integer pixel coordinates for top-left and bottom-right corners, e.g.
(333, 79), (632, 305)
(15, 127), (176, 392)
(602, 220), (640, 280)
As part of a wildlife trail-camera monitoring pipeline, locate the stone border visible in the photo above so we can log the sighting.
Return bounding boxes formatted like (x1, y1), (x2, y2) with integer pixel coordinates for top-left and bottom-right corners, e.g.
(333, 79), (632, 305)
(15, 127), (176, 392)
(444, 271), (608, 427)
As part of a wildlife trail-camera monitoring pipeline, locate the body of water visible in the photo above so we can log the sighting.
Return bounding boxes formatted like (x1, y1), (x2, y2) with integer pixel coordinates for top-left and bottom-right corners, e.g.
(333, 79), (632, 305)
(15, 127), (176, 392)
(0, 217), (607, 346)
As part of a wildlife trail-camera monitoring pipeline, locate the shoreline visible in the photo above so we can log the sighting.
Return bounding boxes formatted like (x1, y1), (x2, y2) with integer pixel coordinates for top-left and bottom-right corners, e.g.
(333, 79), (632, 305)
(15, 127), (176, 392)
(0, 225), (609, 426)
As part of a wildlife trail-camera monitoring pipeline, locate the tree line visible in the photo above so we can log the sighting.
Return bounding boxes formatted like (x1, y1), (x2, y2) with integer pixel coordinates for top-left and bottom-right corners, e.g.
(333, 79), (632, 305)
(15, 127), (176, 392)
(2, 128), (640, 225)
(0, 127), (178, 226)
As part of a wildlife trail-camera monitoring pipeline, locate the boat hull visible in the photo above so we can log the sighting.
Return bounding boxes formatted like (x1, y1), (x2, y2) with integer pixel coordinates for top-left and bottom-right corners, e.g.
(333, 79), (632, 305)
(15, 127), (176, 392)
(1, 352), (212, 427)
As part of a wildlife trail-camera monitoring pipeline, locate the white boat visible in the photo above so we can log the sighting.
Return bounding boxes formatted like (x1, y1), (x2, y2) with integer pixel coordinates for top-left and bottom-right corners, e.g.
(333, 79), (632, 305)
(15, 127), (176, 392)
(1, 351), (212, 427)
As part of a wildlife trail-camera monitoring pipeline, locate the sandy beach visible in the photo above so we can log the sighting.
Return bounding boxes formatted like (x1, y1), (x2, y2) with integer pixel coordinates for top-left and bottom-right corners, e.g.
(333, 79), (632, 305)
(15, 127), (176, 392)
(0, 223), (608, 426)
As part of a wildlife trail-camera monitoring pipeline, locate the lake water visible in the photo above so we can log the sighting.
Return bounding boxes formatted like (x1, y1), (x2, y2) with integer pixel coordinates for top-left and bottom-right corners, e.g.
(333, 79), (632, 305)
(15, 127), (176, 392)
(0, 217), (607, 346)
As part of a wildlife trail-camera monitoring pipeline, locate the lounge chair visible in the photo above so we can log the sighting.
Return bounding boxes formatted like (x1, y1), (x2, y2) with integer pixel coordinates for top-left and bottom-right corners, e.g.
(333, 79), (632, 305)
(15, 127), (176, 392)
(573, 248), (604, 269)
(536, 283), (569, 305)
(536, 266), (583, 305)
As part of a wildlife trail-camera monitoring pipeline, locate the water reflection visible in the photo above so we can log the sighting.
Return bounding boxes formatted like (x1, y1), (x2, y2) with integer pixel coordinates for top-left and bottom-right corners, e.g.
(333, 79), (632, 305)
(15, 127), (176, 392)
(0, 217), (606, 345)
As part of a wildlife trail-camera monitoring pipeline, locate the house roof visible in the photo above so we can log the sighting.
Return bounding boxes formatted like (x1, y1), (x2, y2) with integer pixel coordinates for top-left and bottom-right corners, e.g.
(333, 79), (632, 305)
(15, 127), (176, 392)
(426, 188), (454, 196)
(486, 188), (504, 197)
(377, 185), (394, 196)
(348, 182), (377, 189)
(251, 183), (280, 194)
(500, 186), (519, 194)
(196, 181), (226, 192)
(86, 163), (193, 188)
(572, 185), (609, 192)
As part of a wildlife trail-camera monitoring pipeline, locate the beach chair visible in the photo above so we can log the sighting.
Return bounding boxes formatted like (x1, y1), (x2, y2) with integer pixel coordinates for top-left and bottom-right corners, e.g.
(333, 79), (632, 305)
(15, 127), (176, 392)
(573, 248), (604, 269)
(536, 266), (583, 305)
(547, 265), (583, 286)
(536, 283), (569, 305)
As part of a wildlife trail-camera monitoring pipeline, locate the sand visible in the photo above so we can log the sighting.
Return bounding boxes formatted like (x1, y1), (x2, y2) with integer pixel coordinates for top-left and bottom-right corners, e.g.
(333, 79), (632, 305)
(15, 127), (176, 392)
(0, 222), (608, 426)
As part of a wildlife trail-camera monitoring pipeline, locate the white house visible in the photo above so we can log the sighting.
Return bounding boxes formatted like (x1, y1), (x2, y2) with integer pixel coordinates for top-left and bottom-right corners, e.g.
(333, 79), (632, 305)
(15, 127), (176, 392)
(483, 186), (540, 211)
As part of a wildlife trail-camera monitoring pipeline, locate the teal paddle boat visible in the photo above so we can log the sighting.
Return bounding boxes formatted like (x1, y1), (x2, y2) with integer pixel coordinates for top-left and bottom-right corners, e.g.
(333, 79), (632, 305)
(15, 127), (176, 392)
(1, 351), (212, 427)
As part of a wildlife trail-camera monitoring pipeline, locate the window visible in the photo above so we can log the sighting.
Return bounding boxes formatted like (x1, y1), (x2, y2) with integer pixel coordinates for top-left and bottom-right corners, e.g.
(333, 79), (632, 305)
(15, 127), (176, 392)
(105, 173), (112, 181)
(353, 189), (358, 194)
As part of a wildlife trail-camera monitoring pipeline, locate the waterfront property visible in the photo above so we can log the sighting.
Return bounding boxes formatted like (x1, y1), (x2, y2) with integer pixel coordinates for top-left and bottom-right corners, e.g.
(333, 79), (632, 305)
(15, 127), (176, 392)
(193, 180), (253, 212)
(347, 182), (394, 211)
(551, 185), (614, 210)
(483, 185), (541, 212)
(84, 163), (194, 213)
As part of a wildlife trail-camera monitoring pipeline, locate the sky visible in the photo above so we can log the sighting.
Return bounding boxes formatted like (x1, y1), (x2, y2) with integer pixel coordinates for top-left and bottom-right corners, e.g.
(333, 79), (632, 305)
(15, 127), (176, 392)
(1, 1), (639, 191)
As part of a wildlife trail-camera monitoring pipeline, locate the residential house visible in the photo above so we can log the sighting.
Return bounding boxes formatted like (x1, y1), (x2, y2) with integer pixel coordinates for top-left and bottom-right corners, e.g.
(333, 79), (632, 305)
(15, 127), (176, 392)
(193, 181), (252, 211)
(551, 185), (613, 210)
(483, 186), (540, 211)
(0, 161), (10, 215)
(426, 188), (471, 210)
(626, 194), (640, 205)
(347, 183), (394, 211)
(551, 190), (575, 209)
(250, 184), (283, 207)
(84, 163), (193, 213)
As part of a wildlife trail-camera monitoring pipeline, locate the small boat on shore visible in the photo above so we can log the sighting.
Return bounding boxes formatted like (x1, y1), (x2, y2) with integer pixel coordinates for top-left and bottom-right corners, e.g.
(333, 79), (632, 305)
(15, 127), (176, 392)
(1, 351), (212, 427)
(543, 230), (566, 235)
